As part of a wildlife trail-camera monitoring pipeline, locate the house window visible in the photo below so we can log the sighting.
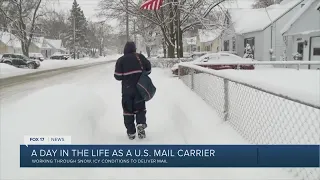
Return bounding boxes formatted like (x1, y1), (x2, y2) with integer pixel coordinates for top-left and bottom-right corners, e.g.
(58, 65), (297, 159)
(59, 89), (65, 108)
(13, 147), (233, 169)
(313, 48), (320, 56)
(297, 42), (304, 55)
(232, 37), (236, 51)
(224, 40), (229, 51)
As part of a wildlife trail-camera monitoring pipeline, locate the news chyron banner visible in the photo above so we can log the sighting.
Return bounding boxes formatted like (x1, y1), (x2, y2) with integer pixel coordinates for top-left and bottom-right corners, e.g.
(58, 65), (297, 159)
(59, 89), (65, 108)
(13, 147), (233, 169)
(21, 136), (320, 167)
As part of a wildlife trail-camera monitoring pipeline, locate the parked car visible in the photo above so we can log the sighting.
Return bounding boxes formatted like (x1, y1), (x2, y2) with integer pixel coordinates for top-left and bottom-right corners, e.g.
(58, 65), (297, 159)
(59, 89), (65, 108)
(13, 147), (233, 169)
(182, 52), (191, 58)
(0, 53), (41, 69)
(50, 54), (69, 60)
(171, 52), (254, 75)
(218, 51), (239, 56)
(190, 52), (209, 59)
(29, 53), (45, 61)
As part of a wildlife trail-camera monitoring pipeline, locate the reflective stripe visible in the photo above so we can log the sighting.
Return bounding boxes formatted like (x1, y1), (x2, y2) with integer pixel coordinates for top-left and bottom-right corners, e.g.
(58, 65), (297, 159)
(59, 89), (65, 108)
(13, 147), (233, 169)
(114, 72), (123, 76)
(123, 70), (142, 75)
(134, 109), (147, 113)
(114, 70), (142, 76)
(123, 112), (134, 116)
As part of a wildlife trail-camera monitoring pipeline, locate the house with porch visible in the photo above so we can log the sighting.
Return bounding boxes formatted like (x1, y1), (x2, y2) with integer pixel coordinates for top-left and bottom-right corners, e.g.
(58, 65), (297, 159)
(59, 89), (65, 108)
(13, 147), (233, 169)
(42, 39), (66, 58)
(196, 29), (222, 52)
(281, 0), (320, 69)
(29, 37), (66, 58)
(221, 0), (305, 61)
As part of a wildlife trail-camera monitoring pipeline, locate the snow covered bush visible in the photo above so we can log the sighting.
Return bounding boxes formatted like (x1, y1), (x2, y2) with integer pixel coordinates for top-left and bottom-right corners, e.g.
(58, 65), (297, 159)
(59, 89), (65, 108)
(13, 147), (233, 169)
(243, 44), (254, 59)
(150, 58), (193, 68)
(292, 53), (302, 60)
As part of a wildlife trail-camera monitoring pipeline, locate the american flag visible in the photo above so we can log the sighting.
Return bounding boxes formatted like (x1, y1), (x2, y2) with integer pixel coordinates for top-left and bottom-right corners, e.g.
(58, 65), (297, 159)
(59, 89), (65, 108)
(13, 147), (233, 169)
(140, 0), (164, 10)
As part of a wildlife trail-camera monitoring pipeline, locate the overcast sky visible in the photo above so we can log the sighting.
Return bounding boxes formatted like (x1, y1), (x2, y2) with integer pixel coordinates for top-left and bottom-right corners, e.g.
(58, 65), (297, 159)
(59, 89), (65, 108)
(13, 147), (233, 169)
(55, 0), (255, 26)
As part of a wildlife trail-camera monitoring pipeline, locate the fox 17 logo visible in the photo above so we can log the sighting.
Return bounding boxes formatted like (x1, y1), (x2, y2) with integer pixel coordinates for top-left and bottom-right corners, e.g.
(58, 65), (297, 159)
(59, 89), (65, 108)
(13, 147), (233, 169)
(30, 137), (45, 142)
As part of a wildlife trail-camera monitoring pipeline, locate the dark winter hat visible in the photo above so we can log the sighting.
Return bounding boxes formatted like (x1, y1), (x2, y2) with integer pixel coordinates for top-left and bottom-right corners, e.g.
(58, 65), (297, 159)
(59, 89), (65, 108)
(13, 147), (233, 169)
(123, 41), (137, 54)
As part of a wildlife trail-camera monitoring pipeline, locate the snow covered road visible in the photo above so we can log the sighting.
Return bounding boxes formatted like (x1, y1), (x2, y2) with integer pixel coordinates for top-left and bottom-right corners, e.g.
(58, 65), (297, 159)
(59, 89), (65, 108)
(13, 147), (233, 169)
(0, 63), (296, 180)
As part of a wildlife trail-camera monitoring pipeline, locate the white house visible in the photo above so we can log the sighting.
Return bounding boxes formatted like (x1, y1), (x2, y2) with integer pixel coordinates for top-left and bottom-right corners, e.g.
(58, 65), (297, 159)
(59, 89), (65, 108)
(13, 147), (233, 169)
(281, 0), (320, 69)
(42, 39), (66, 58)
(221, 0), (305, 61)
(0, 32), (66, 57)
(29, 37), (45, 54)
(0, 31), (21, 54)
(197, 29), (222, 52)
(184, 37), (197, 53)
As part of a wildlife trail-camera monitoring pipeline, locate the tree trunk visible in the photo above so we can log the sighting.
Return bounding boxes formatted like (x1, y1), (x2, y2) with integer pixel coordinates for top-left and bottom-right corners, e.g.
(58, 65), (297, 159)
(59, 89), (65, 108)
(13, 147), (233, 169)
(179, 28), (183, 57)
(167, 0), (175, 58)
(167, 44), (174, 58)
(174, 0), (180, 58)
(162, 40), (167, 58)
(146, 46), (151, 57)
(21, 39), (29, 57)
(175, 29), (184, 58)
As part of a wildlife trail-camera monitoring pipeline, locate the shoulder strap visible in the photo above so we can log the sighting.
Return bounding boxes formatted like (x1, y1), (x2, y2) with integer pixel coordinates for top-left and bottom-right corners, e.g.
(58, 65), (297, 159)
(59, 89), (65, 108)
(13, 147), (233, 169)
(135, 53), (143, 70)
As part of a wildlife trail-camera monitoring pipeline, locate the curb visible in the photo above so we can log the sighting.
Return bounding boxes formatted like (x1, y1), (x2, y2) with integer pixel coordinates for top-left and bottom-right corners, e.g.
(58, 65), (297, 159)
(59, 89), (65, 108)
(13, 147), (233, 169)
(0, 60), (116, 88)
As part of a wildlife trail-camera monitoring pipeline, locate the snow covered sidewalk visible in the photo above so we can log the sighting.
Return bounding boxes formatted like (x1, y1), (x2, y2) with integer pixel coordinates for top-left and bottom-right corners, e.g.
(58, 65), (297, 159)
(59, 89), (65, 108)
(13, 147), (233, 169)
(0, 54), (121, 79)
(0, 64), (296, 179)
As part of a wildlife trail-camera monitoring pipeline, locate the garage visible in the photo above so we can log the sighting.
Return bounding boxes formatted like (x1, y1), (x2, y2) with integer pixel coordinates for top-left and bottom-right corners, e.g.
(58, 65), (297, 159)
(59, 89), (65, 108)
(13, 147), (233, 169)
(310, 36), (320, 69)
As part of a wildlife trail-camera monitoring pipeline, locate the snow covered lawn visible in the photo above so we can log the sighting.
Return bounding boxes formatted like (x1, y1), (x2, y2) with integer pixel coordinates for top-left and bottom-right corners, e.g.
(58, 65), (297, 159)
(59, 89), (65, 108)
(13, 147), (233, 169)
(0, 63), (32, 76)
(0, 65), (296, 180)
(210, 68), (320, 107)
(180, 64), (320, 107)
(0, 54), (121, 79)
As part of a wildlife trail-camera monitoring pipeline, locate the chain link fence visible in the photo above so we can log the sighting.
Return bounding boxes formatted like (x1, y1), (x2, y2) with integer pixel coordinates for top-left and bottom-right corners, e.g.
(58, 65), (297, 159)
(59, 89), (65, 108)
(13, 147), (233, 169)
(178, 64), (320, 180)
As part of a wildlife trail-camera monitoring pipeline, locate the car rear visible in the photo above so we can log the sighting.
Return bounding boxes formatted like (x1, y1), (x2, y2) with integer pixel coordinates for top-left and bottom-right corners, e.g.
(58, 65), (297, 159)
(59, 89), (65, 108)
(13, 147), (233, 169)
(194, 53), (255, 70)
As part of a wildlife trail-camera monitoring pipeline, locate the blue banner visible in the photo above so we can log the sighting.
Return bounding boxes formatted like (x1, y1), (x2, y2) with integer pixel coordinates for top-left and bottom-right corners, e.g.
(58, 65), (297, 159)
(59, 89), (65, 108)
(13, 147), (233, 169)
(20, 145), (320, 167)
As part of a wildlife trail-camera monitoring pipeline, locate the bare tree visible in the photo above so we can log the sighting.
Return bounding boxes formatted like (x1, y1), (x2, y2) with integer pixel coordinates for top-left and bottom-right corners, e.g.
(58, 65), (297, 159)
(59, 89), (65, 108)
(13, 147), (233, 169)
(97, 0), (231, 58)
(36, 10), (69, 41)
(0, 0), (54, 56)
(86, 21), (113, 57)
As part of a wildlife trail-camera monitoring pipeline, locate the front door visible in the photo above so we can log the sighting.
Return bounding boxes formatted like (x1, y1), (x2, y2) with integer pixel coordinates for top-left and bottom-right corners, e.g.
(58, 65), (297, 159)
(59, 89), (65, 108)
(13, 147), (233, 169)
(310, 36), (320, 69)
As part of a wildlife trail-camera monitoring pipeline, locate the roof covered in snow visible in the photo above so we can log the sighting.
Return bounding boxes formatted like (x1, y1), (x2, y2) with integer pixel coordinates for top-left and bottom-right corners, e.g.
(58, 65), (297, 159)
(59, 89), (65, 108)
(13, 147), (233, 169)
(281, 0), (317, 35)
(286, 29), (320, 36)
(198, 29), (222, 43)
(0, 31), (21, 48)
(45, 39), (63, 49)
(229, 0), (302, 34)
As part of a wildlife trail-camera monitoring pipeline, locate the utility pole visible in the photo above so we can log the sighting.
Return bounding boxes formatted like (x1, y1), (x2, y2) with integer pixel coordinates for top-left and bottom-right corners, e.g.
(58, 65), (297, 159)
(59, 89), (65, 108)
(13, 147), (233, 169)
(134, 19), (137, 44)
(100, 24), (103, 56)
(126, 0), (129, 41)
(177, 1), (181, 60)
(73, 14), (76, 60)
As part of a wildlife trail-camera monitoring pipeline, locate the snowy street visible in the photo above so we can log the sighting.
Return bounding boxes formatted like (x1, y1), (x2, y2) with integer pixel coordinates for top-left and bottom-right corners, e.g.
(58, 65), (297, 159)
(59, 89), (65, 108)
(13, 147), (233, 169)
(0, 62), (296, 180)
